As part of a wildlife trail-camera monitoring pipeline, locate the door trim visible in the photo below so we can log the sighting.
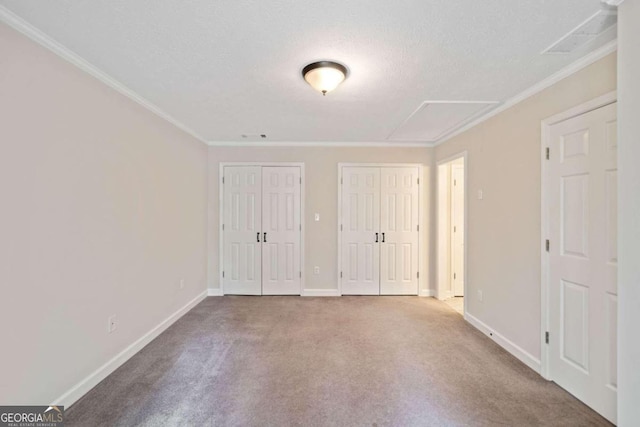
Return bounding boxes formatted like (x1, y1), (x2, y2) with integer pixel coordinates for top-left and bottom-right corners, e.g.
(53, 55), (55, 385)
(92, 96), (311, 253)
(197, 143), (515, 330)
(337, 163), (425, 296)
(436, 152), (469, 317)
(219, 162), (305, 296)
(540, 91), (617, 379)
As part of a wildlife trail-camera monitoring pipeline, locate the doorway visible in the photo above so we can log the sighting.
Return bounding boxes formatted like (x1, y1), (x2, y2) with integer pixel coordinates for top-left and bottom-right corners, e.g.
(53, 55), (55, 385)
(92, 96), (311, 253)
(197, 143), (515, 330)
(437, 153), (467, 315)
(541, 92), (617, 424)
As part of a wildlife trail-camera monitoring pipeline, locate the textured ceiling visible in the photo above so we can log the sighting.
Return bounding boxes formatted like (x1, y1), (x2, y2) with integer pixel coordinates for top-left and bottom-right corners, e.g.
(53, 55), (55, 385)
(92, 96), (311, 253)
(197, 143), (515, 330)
(0, 0), (615, 144)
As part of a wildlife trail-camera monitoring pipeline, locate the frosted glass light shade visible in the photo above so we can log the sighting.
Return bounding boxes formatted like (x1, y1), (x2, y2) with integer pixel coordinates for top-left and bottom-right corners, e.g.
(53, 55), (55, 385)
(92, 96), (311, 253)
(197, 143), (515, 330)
(302, 61), (348, 95)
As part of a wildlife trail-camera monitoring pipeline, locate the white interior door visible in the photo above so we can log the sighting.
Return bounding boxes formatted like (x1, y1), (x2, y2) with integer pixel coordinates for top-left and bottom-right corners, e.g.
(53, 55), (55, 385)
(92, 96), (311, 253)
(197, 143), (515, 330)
(261, 167), (301, 295)
(451, 164), (465, 297)
(379, 167), (419, 295)
(222, 166), (262, 295)
(548, 102), (617, 423)
(437, 163), (452, 300)
(341, 167), (380, 295)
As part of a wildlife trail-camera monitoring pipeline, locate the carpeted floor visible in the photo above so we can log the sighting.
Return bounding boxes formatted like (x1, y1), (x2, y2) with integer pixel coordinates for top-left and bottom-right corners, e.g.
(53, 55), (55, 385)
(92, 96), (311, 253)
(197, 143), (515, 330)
(66, 296), (611, 426)
(443, 297), (464, 315)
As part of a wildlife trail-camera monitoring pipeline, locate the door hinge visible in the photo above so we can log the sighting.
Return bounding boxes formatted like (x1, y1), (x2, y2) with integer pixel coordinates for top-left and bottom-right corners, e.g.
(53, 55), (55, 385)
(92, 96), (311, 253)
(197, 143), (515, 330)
(300, 177), (302, 184)
(341, 177), (343, 185)
(299, 271), (302, 278)
(454, 272), (456, 280)
(340, 224), (343, 231)
(340, 271), (343, 278)
(417, 271), (420, 279)
(222, 224), (225, 231)
(417, 178), (420, 185)
(454, 226), (456, 233)
(545, 331), (549, 344)
(545, 239), (550, 252)
(546, 147), (550, 160)
(222, 271), (225, 278)
(300, 224), (302, 231)
(454, 179), (457, 186)
(417, 224), (419, 232)
(222, 176), (225, 184)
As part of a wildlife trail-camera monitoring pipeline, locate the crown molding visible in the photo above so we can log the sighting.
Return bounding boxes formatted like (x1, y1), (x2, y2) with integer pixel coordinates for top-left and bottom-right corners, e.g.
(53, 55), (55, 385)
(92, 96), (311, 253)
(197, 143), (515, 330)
(0, 6), (208, 145)
(601, 0), (624, 6)
(206, 140), (435, 148)
(434, 39), (618, 146)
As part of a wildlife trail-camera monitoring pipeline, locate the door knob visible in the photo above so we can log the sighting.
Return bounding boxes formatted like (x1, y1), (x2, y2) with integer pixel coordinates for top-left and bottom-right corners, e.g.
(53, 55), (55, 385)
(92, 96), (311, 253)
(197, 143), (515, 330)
(257, 232), (260, 243)
(382, 232), (385, 243)
(264, 232), (267, 243)
(375, 232), (378, 243)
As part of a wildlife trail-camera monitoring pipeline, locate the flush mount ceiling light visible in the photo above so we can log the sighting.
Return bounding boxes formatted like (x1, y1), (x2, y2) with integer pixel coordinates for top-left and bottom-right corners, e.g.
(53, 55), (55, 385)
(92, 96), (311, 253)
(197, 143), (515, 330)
(302, 61), (348, 96)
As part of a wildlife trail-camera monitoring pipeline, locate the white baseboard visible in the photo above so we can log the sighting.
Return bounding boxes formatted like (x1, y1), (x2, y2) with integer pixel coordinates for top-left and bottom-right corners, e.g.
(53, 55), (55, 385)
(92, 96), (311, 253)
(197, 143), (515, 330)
(302, 289), (341, 297)
(465, 312), (541, 374)
(54, 290), (207, 408)
(207, 288), (223, 296)
(419, 289), (434, 297)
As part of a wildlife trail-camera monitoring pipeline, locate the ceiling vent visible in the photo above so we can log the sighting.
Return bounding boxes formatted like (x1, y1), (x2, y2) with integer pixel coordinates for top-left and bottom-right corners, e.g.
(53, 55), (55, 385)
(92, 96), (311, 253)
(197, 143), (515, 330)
(543, 9), (617, 54)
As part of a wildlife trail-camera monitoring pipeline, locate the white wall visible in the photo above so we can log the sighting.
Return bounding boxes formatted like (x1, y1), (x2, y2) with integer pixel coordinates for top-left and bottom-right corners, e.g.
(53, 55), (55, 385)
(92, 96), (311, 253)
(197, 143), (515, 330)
(617, 1), (640, 423)
(207, 146), (434, 295)
(0, 23), (208, 405)
(434, 53), (617, 366)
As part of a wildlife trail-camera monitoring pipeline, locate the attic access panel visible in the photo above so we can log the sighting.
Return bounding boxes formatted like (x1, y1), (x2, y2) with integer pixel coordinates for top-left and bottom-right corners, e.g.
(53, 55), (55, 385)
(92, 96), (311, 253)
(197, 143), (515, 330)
(389, 101), (498, 142)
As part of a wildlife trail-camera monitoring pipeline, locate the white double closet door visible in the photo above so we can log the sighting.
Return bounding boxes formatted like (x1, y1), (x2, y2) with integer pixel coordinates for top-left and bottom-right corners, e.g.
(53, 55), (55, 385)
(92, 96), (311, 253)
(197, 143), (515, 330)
(341, 166), (420, 295)
(547, 102), (617, 423)
(222, 166), (301, 295)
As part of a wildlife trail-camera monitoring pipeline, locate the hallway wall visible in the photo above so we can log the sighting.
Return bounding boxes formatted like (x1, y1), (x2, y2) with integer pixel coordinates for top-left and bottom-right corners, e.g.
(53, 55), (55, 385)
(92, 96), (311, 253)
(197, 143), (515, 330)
(617, 0), (640, 423)
(435, 53), (617, 366)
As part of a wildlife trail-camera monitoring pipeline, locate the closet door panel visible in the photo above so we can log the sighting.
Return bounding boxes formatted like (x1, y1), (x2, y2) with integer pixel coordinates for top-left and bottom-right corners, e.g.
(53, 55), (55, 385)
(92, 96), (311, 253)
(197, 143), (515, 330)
(223, 166), (262, 295)
(341, 167), (380, 295)
(262, 167), (301, 295)
(380, 167), (419, 295)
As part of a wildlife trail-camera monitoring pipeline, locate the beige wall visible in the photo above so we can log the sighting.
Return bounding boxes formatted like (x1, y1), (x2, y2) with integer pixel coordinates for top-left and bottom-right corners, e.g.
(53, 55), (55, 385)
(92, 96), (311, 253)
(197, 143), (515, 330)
(0, 23), (208, 405)
(617, 1), (640, 423)
(207, 146), (434, 294)
(435, 53), (617, 362)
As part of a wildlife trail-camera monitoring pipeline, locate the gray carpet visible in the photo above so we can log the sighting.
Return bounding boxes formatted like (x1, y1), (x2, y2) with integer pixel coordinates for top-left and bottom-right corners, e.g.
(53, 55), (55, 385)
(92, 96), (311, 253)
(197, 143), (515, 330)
(66, 296), (611, 426)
